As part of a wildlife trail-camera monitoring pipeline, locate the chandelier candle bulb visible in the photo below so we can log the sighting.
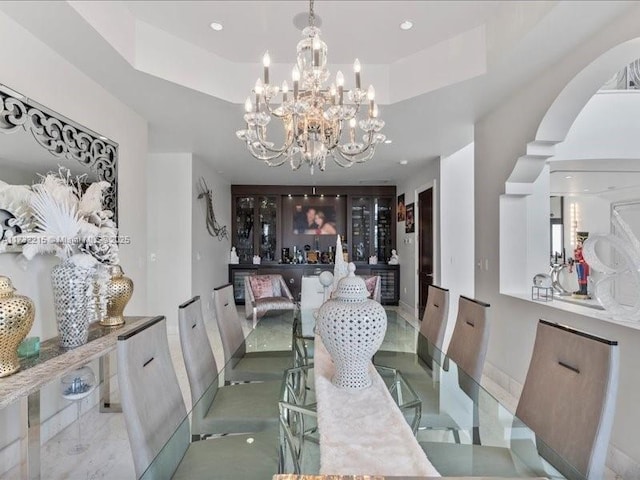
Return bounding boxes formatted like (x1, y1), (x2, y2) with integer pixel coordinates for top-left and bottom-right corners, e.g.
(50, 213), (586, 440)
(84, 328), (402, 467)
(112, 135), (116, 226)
(354, 58), (361, 89)
(254, 79), (263, 111)
(368, 85), (376, 117)
(349, 118), (356, 143)
(330, 83), (336, 105)
(262, 51), (270, 84)
(244, 97), (252, 113)
(282, 81), (288, 102)
(292, 66), (300, 100)
(336, 70), (344, 105)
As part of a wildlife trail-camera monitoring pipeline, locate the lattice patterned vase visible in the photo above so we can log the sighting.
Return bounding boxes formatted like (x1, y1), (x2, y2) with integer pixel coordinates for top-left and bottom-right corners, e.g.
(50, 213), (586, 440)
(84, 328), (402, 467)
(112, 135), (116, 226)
(317, 263), (387, 390)
(101, 265), (133, 327)
(0, 276), (35, 377)
(51, 260), (94, 348)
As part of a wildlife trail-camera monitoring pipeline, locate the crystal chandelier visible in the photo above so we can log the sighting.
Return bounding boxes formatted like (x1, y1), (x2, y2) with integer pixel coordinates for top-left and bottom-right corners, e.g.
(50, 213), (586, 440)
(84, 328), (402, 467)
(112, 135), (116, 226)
(236, 0), (385, 174)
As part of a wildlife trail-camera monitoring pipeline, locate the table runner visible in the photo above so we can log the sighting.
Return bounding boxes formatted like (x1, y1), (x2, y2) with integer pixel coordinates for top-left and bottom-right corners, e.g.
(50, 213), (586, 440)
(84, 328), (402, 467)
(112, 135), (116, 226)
(314, 336), (441, 477)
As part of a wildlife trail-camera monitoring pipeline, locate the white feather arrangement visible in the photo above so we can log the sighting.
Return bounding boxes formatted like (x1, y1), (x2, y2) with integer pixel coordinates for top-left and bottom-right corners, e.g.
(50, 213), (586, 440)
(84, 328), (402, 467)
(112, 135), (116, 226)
(13, 167), (118, 265)
(78, 181), (109, 218)
(22, 184), (83, 260)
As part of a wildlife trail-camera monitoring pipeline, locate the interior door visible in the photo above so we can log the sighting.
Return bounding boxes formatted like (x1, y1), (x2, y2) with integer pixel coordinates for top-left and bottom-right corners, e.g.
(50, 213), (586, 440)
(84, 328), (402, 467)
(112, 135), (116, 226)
(418, 188), (434, 320)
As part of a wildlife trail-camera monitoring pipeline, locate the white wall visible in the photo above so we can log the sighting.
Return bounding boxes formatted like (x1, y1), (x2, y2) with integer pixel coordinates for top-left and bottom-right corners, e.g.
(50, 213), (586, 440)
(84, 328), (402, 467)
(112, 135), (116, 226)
(476, 6), (640, 470)
(147, 153), (192, 332)
(396, 159), (440, 316)
(440, 143), (475, 348)
(0, 10), (148, 474)
(553, 91), (640, 161)
(191, 157), (231, 320)
(146, 154), (232, 333)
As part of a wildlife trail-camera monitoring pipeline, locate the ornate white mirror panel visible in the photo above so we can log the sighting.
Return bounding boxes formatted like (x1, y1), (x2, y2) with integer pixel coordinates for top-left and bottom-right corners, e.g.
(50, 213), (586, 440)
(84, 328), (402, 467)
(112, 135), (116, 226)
(0, 83), (118, 250)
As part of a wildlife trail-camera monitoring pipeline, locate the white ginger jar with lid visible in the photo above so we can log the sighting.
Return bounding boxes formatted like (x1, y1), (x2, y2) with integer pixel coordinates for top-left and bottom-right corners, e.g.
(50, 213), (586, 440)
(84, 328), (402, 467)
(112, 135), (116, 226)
(317, 263), (387, 390)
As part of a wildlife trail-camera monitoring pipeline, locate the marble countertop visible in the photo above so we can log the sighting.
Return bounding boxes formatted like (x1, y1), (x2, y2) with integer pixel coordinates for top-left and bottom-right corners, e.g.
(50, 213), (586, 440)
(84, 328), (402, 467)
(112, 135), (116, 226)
(0, 316), (153, 409)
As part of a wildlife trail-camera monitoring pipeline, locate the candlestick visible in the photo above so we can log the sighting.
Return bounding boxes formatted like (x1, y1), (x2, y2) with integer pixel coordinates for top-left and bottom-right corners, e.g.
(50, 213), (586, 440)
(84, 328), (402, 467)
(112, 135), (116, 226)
(254, 79), (263, 112)
(292, 66), (300, 100)
(282, 81), (289, 102)
(262, 51), (270, 85)
(354, 59), (361, 89)
(349, 118), (356, 143)
(336, 71), (344, 106)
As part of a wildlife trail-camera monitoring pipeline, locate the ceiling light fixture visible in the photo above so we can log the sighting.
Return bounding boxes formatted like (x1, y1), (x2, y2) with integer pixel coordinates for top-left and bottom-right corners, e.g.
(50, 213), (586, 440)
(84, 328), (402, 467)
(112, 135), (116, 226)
(399, 20), (413, 31)
(210, 22), (223, 31)
(236, 0), (385, 174)
(399, 160), (408, 165)
(565, 175), (573, 179)
(384, 139), (392, 144)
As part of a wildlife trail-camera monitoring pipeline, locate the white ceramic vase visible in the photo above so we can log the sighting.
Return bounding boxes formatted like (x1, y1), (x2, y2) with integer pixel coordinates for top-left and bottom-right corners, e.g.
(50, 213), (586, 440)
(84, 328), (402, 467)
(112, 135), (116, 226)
(317, 263), (387, 390)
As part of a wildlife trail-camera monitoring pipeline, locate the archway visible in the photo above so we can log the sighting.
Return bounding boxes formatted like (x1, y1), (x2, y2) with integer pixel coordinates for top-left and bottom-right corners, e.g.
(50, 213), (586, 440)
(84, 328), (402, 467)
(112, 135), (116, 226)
(500, 37), (640, 297)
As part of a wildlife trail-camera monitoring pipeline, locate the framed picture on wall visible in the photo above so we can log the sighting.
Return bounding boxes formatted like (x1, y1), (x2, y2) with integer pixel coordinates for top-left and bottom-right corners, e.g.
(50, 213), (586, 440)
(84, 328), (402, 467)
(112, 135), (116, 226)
(397, 194), (405, 222)
(405, 203), (415, 233)
(292, 204), (338, 235)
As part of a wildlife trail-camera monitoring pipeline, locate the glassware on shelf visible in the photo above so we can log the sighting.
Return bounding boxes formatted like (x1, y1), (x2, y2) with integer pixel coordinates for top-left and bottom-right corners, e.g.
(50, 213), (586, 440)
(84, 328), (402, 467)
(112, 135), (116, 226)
(60, 365), (97, 454)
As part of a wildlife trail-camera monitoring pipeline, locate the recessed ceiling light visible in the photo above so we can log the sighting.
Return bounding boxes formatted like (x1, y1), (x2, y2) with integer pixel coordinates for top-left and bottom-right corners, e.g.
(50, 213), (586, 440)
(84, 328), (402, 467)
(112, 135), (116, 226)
(565, 175), (573, 179)
(384, 139), (392, 144)
(399, 160), (408, 165)
(583, 188), (590, 192)
(400, 20), (413, 31)
(210, 22), (223, 31)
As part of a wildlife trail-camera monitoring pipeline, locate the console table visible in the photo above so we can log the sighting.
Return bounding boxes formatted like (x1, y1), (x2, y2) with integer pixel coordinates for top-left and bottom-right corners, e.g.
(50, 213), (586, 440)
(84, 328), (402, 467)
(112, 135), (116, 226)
(0, 315), (160, 479)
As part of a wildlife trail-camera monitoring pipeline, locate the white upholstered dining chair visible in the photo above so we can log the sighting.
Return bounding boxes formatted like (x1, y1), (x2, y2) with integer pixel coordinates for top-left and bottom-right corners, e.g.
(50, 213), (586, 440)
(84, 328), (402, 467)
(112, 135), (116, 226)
(213, 283), (292, 383)
(421, 319), (619, 480)
(374, 284), (450, 376)
(117, 316), (279, 479)
(178, 296), (281, 440)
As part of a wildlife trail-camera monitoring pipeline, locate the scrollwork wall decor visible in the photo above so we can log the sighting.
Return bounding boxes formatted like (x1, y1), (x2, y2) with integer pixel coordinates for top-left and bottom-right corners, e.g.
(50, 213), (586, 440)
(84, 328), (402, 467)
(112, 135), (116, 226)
(0, 84), (118, 223)
(197, 177), (228, 241)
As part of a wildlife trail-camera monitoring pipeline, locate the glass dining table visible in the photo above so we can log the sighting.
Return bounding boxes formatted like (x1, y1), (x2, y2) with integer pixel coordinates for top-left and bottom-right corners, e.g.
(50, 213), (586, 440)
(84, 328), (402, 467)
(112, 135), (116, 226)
(140, 307), (586, 480)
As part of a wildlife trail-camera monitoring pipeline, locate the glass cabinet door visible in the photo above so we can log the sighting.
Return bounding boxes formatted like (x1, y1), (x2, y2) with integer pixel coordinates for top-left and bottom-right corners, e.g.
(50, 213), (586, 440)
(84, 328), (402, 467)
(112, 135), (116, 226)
(258, 196), (277, 261)
(351, 197), (371, 262)
(235, 196), (254, 263)
(375, 197), (393, 262)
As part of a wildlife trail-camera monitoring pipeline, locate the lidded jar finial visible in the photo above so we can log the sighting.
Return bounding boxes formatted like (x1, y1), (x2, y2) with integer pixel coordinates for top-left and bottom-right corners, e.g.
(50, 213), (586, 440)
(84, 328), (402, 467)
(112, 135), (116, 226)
(333, 262), (367, 303)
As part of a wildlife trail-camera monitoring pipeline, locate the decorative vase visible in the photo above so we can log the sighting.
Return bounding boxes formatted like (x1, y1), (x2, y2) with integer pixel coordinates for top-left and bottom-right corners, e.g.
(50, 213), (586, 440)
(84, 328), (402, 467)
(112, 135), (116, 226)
(101, 265), (133, 327)
(317, 263), (387, 390)
(0, 276), (35, 377)
(51, 259), (94, 348)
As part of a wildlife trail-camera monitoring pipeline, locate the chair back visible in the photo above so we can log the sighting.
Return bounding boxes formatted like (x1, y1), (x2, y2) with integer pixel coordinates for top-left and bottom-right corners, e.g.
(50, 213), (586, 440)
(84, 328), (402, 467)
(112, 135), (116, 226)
(446, 295), (490, 384)
(178, 296), (219, 434)
(214, 283), (246, 363)
(360, 275), (382, 303)
(420, 285), (450, 350)
(516, 320), (619, 480)
(300, 276), (325, 309)
(117, 316), (189, 478)
(416, 285), (449, 367)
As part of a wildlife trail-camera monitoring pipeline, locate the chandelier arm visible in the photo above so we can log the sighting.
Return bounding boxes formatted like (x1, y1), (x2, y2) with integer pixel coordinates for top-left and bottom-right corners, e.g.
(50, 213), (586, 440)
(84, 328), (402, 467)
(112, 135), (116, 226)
(247, 143), (284, 162)
(330, 152), (356, 168)
(335, 131), (375, 158)
(251, 123), (295, 155)
(334, 140), (378, 163)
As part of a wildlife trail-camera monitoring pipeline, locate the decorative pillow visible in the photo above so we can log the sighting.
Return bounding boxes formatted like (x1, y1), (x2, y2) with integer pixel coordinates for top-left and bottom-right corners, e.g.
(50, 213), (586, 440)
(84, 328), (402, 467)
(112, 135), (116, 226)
(249, 276), (274, 300)
(270, 276), (282, 297)
(364, 276), (377, 299)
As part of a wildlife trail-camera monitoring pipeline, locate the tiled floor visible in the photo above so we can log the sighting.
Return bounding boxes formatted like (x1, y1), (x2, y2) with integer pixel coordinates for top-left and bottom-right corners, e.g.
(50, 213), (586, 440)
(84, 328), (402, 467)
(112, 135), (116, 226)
(0, 307), (622, 479)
